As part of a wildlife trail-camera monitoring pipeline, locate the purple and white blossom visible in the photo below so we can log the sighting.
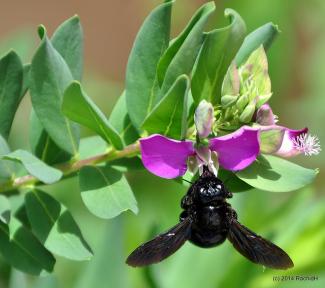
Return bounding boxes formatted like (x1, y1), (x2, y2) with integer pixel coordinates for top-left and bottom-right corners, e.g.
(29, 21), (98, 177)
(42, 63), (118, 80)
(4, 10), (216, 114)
(255, 104), (320, 158)
(140, 126), (260, 179)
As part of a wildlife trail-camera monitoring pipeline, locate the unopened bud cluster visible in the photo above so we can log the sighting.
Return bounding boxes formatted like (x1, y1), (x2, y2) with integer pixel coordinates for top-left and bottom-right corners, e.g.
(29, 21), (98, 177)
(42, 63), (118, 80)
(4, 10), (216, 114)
(219, 46), (272, 130)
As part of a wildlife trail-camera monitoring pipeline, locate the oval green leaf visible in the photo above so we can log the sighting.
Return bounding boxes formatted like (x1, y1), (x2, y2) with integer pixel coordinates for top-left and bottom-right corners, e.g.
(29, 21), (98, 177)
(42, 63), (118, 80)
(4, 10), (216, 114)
(30, 35), (79, 156)
(79, 165), (138, 219)
(160, 2), (215, 98)
(51, 15), (83, 81)
(157, 2), (215, 86)
(62, 81), (123, 150)
(0, 50), (23, 139)
(235, 22), (280, 66)
(142, 75), (189, 139)
(125, 0), (173, 131)
(2, 150), (62, 184)
(236, 155), (317, 192)
(109, 92), (139, 146)
(0, 218), (55, 275)
(191, 8), (246, 105)
(25, 189), (93, 261)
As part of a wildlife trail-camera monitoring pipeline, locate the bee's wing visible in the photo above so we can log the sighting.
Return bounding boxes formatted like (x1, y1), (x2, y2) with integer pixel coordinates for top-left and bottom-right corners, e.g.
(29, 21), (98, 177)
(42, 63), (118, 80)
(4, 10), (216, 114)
(227, 219), (294, 269)
(126, 217), (192, 267)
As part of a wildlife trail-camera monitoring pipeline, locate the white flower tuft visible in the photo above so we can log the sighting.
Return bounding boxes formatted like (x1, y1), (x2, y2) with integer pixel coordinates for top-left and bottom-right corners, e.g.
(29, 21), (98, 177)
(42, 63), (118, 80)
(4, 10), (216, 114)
(292, 133), (321, 156)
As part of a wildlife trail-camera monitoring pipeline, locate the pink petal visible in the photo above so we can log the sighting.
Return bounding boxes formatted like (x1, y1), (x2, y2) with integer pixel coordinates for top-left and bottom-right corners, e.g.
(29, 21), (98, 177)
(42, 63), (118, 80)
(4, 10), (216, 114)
(275, 127), (308, 157)
(140, 134), (195, 179)
(209, 126), (260, 171)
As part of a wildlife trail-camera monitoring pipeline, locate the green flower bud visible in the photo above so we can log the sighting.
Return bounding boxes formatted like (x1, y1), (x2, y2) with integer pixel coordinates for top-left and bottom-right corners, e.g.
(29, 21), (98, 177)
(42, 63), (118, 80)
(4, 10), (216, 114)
(239, 102), (256, 123)
(221, 95), (238, 108)
(236, 94), (249, 111)
(194, 100), (214, 138)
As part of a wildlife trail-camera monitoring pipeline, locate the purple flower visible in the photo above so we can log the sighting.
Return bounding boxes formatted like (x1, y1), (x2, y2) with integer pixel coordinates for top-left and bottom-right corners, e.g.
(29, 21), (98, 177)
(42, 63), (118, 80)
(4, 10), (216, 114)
(256, 104), (321, 157)
(140, 126), (260, 179)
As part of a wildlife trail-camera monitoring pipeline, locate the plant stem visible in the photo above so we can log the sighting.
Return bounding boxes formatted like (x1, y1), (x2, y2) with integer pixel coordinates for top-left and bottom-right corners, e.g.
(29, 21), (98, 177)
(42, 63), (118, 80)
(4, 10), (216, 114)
(0, 142), (140, 193)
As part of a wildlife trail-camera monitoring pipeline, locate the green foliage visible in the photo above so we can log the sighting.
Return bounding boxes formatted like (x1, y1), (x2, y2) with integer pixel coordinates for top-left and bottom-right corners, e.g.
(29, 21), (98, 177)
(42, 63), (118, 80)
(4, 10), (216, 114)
(30, 34), (79, 156)
(0, 195), (10, 224)
(0, 51), (23, 140)
(62, 82), (123, 149)
(79, 165), (138, 219)
(25, 189), (93, 261)
(236, 155), (317, 192)
(235, 22), (280, 66)
(109, 92), (139, 146)
(0, 218), (55, 275)
(159, 2), (215, 98)
(0, 0), (320, 280)
(51, 15), (83, 81)
(2, 150), (62, 184)
(142, 75), (190, 139)
(30, 15), (84, 164)
(125, 0), (173, 131)
(192, 9), (246, 105)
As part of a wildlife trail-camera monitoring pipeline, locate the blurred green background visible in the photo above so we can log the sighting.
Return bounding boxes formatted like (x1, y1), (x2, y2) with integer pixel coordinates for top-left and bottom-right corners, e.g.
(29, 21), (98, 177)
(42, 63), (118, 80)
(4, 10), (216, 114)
(1, 0), (325, 287)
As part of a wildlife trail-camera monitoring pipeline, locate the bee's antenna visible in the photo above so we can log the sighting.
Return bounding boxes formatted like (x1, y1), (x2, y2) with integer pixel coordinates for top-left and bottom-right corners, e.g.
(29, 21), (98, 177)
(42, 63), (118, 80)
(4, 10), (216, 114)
(182, 178), (193, 184)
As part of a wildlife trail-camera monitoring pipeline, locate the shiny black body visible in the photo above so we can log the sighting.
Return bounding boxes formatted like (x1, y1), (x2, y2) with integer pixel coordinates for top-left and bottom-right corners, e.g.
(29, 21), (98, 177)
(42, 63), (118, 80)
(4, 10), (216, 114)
(180, 168), (234, 248)
(126, 167), (294, 270)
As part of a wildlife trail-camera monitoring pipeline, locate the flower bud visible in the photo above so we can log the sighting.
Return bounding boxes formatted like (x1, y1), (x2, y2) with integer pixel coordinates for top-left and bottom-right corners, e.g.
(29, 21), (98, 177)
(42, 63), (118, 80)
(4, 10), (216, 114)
(256, 104), (275, 125)
(236, 94), (249, 111)
(239, 102), (256, 123)
(194, 100), (214, 138)
(221, 95), (238, 108)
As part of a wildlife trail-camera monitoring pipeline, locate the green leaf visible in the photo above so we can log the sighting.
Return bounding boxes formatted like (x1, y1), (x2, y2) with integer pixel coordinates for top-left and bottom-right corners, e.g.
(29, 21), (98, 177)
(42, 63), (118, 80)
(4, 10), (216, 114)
(30, 35), (79, 156)
(51, 15), (83, 81)
(0, 218), (55, 275)
(109, 92), (139, 145)
(236, 155), (317, 192)
(21, 63), (30, 100)
(191, 9), (246, 105)
(157, 2), (214, 86)
(160, 2), (215, 98)
(0, 134), (15, 182)
(0, 50), (23, 139)
(125, 0), (173, 131)
(142, 75), (190, 139)
(25, 189), (93, 261)
(79, 136), (108, 160)
(79, 165), (138, 219)
(29, 110), (71, 165)
(0, 195), (10, 224)
(29, 16), (84, 164)
(2, 150), (62, 184)
(235, 22), (280, 66)
(62, 81), (123, 150)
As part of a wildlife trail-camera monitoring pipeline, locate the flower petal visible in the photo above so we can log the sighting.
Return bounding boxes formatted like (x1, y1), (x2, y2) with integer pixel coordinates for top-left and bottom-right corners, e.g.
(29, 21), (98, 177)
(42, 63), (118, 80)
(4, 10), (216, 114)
(140, 134), (195, 179)
(209, 126), (260, 171)
(275, 127), (308, 157)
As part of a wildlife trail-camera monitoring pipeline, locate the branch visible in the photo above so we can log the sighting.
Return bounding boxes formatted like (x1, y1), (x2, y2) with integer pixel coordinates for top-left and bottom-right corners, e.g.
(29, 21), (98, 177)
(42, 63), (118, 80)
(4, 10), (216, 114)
(0, 142), (140, 193)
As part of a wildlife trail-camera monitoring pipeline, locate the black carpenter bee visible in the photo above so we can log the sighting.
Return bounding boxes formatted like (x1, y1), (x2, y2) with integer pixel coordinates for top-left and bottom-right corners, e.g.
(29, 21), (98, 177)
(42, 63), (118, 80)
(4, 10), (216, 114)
(126, 166), (294, 269)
